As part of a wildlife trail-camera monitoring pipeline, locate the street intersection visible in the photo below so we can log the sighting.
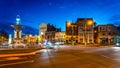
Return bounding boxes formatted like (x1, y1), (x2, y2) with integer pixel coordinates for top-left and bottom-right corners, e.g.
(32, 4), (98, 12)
(0, 45), (120, 68)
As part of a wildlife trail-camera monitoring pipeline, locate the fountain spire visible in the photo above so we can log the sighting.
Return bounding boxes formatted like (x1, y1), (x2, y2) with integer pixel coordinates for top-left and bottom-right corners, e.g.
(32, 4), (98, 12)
(16, 15), (20, 24)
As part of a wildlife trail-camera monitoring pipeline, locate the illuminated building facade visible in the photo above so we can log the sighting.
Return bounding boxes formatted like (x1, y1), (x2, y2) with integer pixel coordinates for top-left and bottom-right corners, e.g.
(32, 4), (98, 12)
(45, 24), (61, 42)
(76, 18), (94, 44)
(0, 30), (8, 45)
(39, 23), (61, 42)
(55, 31), (65, 44)
(39, 23), (47, 42)
(66, 18), (94, 45)
(39, 23), (47, 35)
(0, 30), (8, 42)
(66, 22), (78, 44)
(23, 35), (37, 45)
(95, 24), (118, 44)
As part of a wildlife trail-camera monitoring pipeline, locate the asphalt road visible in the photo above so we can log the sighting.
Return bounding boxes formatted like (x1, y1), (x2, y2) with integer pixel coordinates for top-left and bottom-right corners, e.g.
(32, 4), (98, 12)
(0, 45), (120, 68)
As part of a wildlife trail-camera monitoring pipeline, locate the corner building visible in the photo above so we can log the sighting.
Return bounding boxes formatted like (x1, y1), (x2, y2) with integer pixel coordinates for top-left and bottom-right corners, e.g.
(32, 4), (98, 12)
(76, 18), (94, 44)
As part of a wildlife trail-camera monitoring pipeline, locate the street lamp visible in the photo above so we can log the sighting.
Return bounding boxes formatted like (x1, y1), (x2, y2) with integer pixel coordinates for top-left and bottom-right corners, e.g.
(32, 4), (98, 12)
(87, 20), (93, 26)
(67, 22), (71, 26)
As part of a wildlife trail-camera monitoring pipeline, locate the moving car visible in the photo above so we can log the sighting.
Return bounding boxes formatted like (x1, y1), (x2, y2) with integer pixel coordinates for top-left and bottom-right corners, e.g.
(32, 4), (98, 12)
(115, 42), (120, 47)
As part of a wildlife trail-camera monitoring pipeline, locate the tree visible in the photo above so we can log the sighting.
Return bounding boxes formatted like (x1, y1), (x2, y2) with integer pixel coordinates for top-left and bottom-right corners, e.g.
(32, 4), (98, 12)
(0, 29), (9, 39)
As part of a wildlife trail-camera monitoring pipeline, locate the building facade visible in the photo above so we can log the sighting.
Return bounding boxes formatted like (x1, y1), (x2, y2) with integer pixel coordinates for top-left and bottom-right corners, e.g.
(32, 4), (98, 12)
(55, 32), (65, 44)
(76, 18), (94, 44)
(95, 24), (118, 44)
(0, 30), (8, 43)
(39, 23), (61, 43)
(66, 18), (94, 45)
(115, 26), (120, 43)
(45, 24), (61, 42)
(39, 23), (47, 35)
(39, 23), (47, 42)
(66, 21), (78, 44)
(23, 35), (38, 45)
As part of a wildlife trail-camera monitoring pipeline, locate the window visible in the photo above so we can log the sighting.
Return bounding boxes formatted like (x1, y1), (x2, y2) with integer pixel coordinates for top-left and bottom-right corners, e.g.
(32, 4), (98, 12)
(108, 32), (111, 35)
(89, 39), (92, 43)
(80, 38), (83, 42)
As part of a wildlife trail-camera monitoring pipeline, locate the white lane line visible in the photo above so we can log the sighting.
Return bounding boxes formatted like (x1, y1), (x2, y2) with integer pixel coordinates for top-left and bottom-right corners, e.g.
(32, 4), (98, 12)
(101, 55), (111, 59)
(0, 60), (34, 67)
(101, 55), (120, 62)
(100, 55), (120, 62)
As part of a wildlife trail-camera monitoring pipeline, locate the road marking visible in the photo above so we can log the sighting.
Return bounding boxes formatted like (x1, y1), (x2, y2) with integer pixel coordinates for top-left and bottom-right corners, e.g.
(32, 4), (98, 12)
(0, 57), (27, 62)
(0, 52), (36, 58)
(83, 51), (91, 53)
(101, 55), (111, 59)
(101, 55), (120, 62)
(0, 60), (34, 67)
(101, 55), (108, 58)
(5, 57), (23, 60)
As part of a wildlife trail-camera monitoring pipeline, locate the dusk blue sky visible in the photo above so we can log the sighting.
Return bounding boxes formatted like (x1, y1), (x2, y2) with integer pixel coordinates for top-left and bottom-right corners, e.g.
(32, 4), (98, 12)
(0, 0), (120, 34)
